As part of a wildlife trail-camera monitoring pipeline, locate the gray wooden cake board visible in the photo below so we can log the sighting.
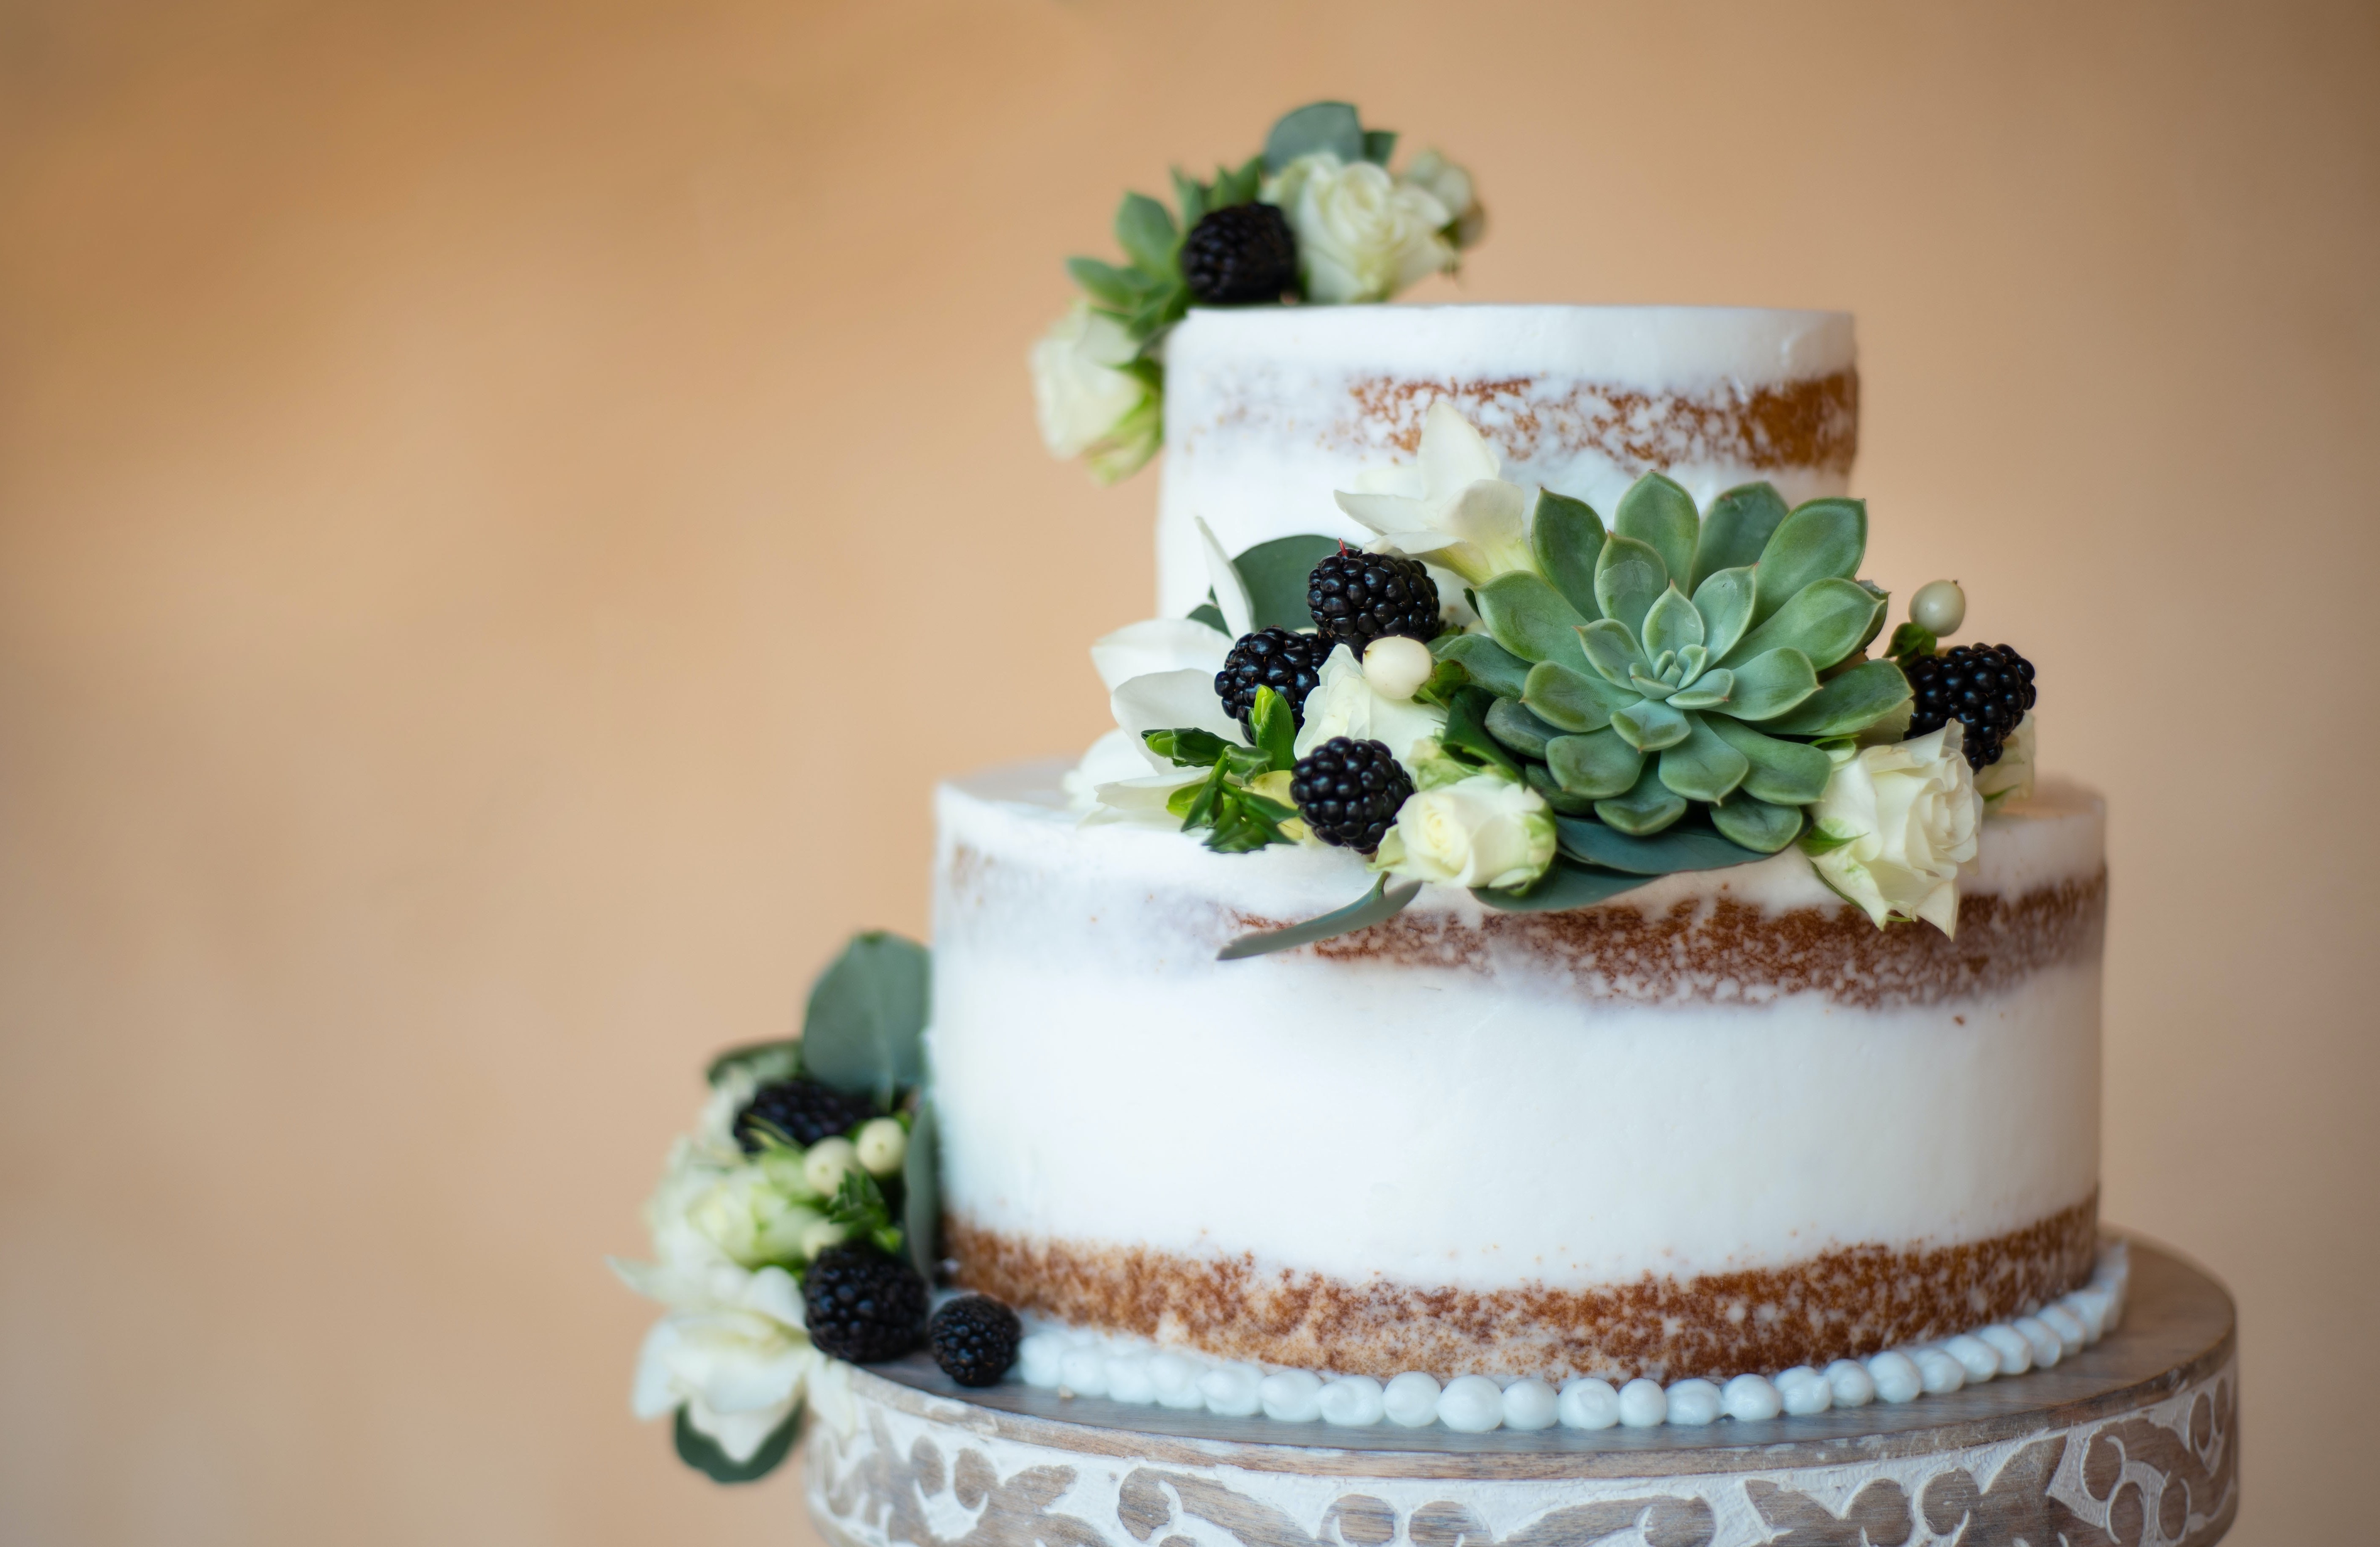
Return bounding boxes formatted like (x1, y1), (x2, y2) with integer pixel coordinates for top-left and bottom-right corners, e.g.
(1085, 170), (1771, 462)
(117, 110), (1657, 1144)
(804, 1236), (2235, 1547)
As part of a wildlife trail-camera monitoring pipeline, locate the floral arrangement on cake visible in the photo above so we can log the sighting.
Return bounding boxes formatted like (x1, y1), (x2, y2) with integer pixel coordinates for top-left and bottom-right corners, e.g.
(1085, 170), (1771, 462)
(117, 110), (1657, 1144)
(1032, 101), (1484, 483)
(1072, 402), (2039, 950)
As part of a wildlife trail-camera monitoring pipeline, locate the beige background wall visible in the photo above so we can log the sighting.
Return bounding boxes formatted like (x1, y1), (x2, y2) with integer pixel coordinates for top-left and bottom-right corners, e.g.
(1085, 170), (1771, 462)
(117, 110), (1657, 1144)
(1, 1), (2372, 1542)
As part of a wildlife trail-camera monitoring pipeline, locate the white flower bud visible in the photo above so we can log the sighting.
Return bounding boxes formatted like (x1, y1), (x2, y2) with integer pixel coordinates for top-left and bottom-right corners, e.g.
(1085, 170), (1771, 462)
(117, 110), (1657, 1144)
(853, 1117), (907, 1177)
(1911, 579), (1966, 636)
(1362, 635), (1435, 701)
(802, 1137), (861, 1197)
(1029, 301), (1157, 469)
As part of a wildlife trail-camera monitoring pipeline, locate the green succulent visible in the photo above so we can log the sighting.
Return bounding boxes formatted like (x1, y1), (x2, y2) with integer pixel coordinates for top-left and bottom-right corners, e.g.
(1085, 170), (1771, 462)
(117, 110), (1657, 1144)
(1445, 475), (1913, 859)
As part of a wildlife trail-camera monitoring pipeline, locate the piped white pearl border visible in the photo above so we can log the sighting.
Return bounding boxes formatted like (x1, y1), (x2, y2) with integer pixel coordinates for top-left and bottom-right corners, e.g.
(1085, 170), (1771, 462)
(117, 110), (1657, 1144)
(1008, 1242), (2129, 1432)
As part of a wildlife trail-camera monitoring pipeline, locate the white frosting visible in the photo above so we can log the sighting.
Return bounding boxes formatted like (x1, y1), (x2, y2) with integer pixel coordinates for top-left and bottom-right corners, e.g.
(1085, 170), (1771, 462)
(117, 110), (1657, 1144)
(1157, 305), (1856, 617)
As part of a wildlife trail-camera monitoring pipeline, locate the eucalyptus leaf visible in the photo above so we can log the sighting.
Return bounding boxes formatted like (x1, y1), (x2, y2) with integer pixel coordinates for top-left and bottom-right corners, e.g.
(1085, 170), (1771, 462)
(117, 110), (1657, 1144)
(1476, 572), (1590, 668)
(902, 1097), (941, 1280)
(1485, 697), (1561, 759)
(1363, 129), (1398, 164)
(800, 933), (931, 1107)
(1217, 875), (1423, 960)
(1114, 192), (1179, 277)
(1593, 763), (1689, 835)
(705, 1039), (800, 1089)
(1442, 687), (1521, 775)
(1656, 713), (1751, 802)
(1703, 715), (1834, 805)
(1527, 488), (1606, 619)
(1610, 698), (1691, 753)
(1691, 483), (1790, 590)
(1471, 858), (1652, 912)
(1612, 473), (1699, 594)
(1546, 728), (1644, 798)
(1752, 497), (1867, 625)
(1722, 647), (1823, 721)
(1576, 618), (1649, 689)
(1524, 762), (1599, 815)
(1711, 795), (1807, 853)
(1433, 632), (1532, 698)
(1556, 816), (1767, 875)
(1640, 586), (1705, 657)
(1232, 534), (1343, 633)
(1264, 101), (1366, 170)
(1522, 658), (1632, 732)
(1759, 658), (1913, 737)
(1689, 566), (1758, 661)
(1722, 577), (1881, 672)
(675, 1404), (800, 1484)
(1594, 534), (1669, 638)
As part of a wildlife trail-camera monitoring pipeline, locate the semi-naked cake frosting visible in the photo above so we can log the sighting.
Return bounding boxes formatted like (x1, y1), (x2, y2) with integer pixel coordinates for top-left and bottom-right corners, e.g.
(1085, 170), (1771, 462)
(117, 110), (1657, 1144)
(934, 305), (2106, 1388)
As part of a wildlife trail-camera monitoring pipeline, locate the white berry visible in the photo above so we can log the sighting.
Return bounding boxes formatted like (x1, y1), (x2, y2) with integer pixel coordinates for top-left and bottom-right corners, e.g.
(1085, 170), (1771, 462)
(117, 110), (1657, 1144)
(803, 1136), (861, 1196)
(854, 1117), (907, 1177)
(1362, 634), (1435, 701)
(1911, 579), (1966, 636)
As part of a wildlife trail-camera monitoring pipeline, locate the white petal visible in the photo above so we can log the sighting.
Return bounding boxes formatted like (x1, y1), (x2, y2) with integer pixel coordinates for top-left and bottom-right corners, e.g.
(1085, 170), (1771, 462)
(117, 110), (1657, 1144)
(685, 1396), (795, 1464)
(1066, 728), (1157, 799)
(1419, 399), (1502, 491)
(1091, 769), (1204, 812)
(1111, 668), (1242, 746)
(1333, 489), (1434, 540)
(1091, 617), (1231, 692)
(1195, 517), (1253, 637)
(741, 1265), (806, 1330)
(632, 1319), (685, 1419)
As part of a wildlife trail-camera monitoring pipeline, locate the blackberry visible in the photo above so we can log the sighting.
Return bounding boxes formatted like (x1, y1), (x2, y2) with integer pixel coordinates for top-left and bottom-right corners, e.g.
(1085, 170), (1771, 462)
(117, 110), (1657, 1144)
(1308, 549), (1442, 650)
(733, 1077), (878, 1154)
(1179, 203), (1299, 305)
(1903, 643), (2038, 770)
(1289, 737), (1414, 853)
(1215, 627), (1327, 729)
(929, 1295), (1022, 1388)
(802, 1244), (929, 1363)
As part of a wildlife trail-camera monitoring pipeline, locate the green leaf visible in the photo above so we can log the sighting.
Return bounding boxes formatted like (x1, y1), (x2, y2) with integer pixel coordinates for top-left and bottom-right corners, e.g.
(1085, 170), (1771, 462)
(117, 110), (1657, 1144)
(675, 1404), (801, 1484)
(1656, 713), (1750, 802)
(1690, 483), (1790, 591)
(1703, 715), (1834, 804)
(1476, 572), (1590, 667)
(1722, 576), (1881, 672)
(1219, 875), (1423, 960)
(1546, 728), (1644, 798)
(1720, 647), (1823, 721)
(1886, 621), (1938, 660)
(1612, 473), (1699, 596)
(1610, 697), (1690, 753)
(801, 933), (930, 1107)
(902, 1097), (941, 1280)
(1575, 618), (1650, 689)
(1759, 658), (1913, 737)
(1524, 762), (1599, 814)
(1171, 168), (1208, 231)
(1472, 858), (1653, 912)
(1433, 631), (1532, 698)
(1640, 586), (1705, 658)
(1186, 601), (1229, 634)
(1249, 686), (1297, 771)
(1361, 128), (1398, 165)
(1593, 763), (1689, 835)
(1233, 534), (1343, 633)
(1265, 101), (1366, 170)
(1689, 565), (1758, 661)
(1115, 192), (1179, 276)
(825, 1168), (895, 1240)
(1211, 155), (1264, 208)
(1144, 727), (1231, 767)
(1485, 697), (1560, 759)
(1067, 256), (1159, 308)
(1527, 488), (1606, 619)
(1853, 581), (1892, 654)
(1711, 795), (1807, 853)
(1522, 659), (1632, 732)
(1593, 533), (1670, 639)
(1556, 817), (1767, 875)
(705, 1039), (800, 1089)
(1443, 687), (1521, 776)
(1669, 668), (1734, 711)
(1752, 497), (1867, 625)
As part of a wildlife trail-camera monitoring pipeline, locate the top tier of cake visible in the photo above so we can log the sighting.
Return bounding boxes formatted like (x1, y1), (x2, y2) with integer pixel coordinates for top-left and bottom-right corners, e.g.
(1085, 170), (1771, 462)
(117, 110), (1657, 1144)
(1154, 304), (1858, 616)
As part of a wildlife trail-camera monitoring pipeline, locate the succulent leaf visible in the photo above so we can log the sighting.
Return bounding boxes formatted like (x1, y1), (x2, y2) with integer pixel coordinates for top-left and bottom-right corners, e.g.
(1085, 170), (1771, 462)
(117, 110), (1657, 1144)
(1751, 497), (1867, 626)
(1524, 762), (1599, 815)
(1476, 572), (1591, 668)
(1557, 817), (1769, 875)
(1852, 580), (1892, 655)
(1527, 489), (1606, 620)
(1722, 576), (1880, 672)
(1710, 795), (1806, 853)
(1576, 618), (1648, 689)
(1593, 533), (1669, 639)
(1594, 762), (1689, 835)
(1640, 586), (1705, 658)
(1485, 697), (1562, 759)
(1546, 728), (1644, 798)
(1657, 713), (1751, 802)
(1690, 483), (1790, 591)
(1689, 566), (1758, 661)
(1703, 715), (1834, 804)
(1610, 698), (1691, 752)
(1669, 668), (1734, 710)
(1612, 473), (1699, 595)
(1443, 687), (1522, 776)
(1471, 859), (1651, 912)
(1522, 659), (1631, 732)
(1757, 658), (1912, 738)
(1433, 632), (1532, 698)
(1721, 647), (1823, 721)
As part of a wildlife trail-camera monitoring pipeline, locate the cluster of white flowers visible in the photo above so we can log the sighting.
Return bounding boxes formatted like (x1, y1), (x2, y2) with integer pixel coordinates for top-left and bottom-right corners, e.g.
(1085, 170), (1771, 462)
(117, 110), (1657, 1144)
(1264, 149), (1473, 305)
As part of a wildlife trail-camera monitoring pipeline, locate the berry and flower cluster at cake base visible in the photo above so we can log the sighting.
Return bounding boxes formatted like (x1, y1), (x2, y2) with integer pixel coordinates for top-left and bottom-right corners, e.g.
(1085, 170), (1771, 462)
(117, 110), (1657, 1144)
(1069, 400), (2041, 953)
(1033, 101), (1483, 482)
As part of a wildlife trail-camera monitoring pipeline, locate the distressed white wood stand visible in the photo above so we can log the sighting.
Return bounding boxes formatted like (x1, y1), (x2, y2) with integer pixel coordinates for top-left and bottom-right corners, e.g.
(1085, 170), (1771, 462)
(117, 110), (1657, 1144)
(805, 1237), (2236, 1547)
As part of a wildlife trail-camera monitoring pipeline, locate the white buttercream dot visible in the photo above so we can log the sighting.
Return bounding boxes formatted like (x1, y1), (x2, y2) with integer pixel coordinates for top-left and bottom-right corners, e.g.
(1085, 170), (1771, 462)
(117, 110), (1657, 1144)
(1942, 1334), (2001, 1382)
(1618, 1377), (1669, 1427)
(1501, 1378), (1558, 1431)
(1382, 1371), (1441, 1428)
(1059, 1346), (1110, 1397)
(1437, 1374), (1505, 1433)
(1558, 1378), (1621, 1429)
(1824, 1360), (1875, 1407)
(1776, 1366), (1833, 1416)
(2014, 1317), (2062, 1367)
(1865, 1352), (1922, 1404)
(1105, 1356), (1156, 1405)
(1018, 1333), (1065, 1388)
(1318, 1376), (1386, 1427)
(1912, 1347), (1966, 1394)
(2065, 1288), (2111, 1343)
(2040, 1304), (2088, 1355)
(1259, 1370), (1324, 1422)
(1722, 1374), (1782, 1421)
(1149, 1353), (1207, 1410)
(1199, 1364), (1264, 1417)
(1664, 1379), (1722, 1426)
(1977, 1324), (2033, 1375)
(1362, 634), (1436, 701)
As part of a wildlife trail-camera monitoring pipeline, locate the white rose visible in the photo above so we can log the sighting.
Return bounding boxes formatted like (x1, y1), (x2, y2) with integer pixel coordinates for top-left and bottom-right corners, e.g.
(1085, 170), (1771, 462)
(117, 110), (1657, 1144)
(1974, 712), (2037, 806)
(1267, 153), (1456, 304)
(1293, 644), (1448, 765)
(1376, 772), (1555, 889)
(1400, 149), (1484, 248)
(1807, 721), (1984, 935)
(1029, 302), (1157, 474)
(630, 1266), (818, 1462)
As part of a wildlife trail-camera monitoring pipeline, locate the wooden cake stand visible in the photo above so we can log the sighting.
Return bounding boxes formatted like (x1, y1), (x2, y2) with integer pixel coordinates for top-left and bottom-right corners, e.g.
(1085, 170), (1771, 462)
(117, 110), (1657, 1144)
(804, 1237), (2236, 1547)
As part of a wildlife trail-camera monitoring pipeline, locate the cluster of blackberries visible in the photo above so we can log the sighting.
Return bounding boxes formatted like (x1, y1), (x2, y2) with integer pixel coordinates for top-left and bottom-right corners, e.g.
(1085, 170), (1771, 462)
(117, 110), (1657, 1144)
(798, 1243), (1022, 1388)
(1308, 549), (1441, 652)
(1903, 643), (2038, 769)
(1180, 204), (1299, 305)
(733, 1077), (879, 1153)
(1290, 738), (1413, 853)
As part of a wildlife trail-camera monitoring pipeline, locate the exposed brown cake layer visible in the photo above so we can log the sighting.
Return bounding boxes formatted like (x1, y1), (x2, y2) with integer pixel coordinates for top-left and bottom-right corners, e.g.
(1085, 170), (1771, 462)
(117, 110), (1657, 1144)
(1342, 368), (1859, 476)
(950, 1194), (2099, 1383)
